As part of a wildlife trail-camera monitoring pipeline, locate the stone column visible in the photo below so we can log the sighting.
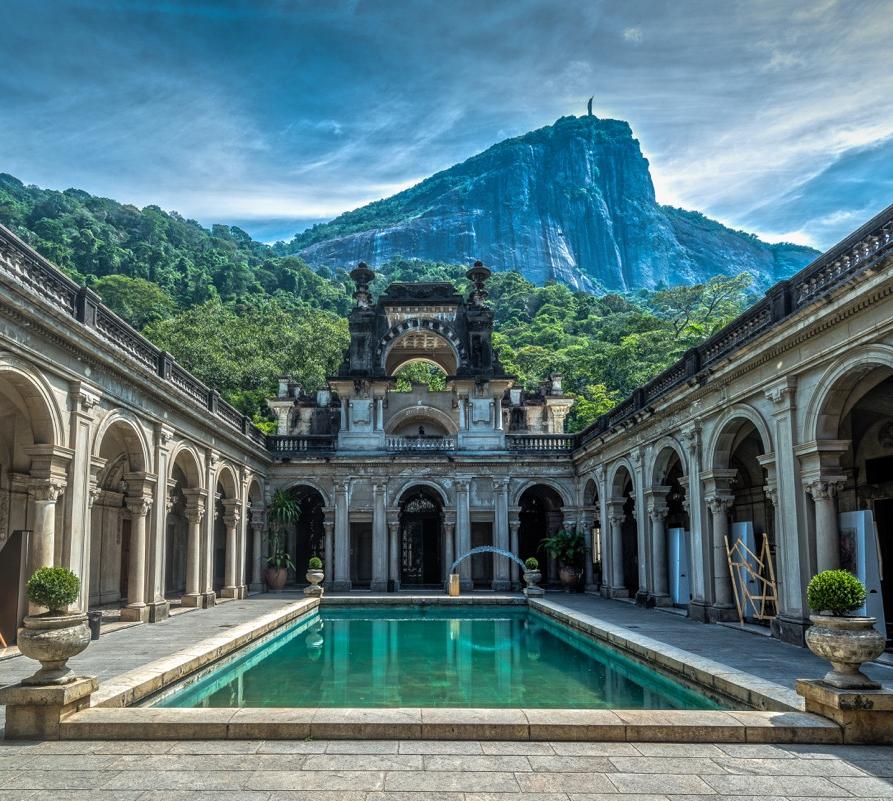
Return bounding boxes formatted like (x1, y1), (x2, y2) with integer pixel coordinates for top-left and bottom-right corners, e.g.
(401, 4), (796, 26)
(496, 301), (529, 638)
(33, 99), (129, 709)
(333, 479), (351, 591)
(580, 507), (597, 592)
(388, 511), (401, 591)
(492, 477), (510, 591)
(606, 500), (627, 598)
(371, 481), (388, 591)
(249, 507), (266, 591)
(645, 487), (671, 606)
(805, 479), (846, 573)
(201, 450), (219, 606)
(455, 478), (472, 590)
(182, 488), (207, 606)
(220, 499), (242, 598)
(442, 511), (455, 588)
(680, 425), (708, 618)
(705, 493), (736, 617)
(323, 514), (334, 589)
(27, 476), (66, 577)
(121, 488), (153, 622)
(509, 507), (521, 588)
(145, 425), (173, 621)
(546, 509), (563, 585)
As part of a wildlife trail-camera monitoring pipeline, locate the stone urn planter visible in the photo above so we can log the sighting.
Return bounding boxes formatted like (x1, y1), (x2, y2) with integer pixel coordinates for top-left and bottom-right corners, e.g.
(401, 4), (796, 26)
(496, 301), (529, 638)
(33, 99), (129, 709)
(265, 566), (288, 592)
(17, 612), (91, 686)
(805, 615), (885, 689)
(304, 569), (325, 597)
(523, 569), (543, 597)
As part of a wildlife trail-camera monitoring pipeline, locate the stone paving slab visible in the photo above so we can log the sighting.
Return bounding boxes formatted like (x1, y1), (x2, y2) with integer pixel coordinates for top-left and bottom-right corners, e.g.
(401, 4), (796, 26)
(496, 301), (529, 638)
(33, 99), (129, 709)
(537, 594), (893, 698)
(0, 739), (891, 799)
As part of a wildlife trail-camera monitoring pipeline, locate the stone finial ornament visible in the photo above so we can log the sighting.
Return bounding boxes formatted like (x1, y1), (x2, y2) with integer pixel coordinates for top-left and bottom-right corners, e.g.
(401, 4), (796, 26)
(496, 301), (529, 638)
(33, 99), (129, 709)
(350, 261), (375, 308)
(466, 260), (491, 305)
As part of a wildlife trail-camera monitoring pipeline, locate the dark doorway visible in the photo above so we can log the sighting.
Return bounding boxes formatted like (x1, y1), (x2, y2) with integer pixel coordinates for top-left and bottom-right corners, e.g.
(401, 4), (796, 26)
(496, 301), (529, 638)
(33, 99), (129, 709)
(350, 522), (373, 588)
(400, 489), (443, 587)
(621, 494), (638, 596)
(471, 522), (493, 588)
(518, 485), (564, 585)
(289, 487), (325, 584)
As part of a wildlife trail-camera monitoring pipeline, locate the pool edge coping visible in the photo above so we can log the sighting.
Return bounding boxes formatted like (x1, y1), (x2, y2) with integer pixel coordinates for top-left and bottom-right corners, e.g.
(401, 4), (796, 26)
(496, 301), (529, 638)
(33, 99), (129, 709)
(527, 598), (804, 713)
(46, 593), (841, 744)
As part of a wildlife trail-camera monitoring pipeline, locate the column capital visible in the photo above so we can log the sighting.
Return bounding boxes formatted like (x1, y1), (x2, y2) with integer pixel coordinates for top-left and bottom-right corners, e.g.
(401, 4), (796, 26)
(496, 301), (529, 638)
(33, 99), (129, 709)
(68, 381), (102, 415)
(701, 468), (737, 497)
(125, 496), (152, 518)
(155, 423), (176, 449)
(28, 476), (66, 503)
(763, 376), (797, 409)
(322, 519), (335, 535)
(705, 494), (735, 515)
(764, 482), (778, 507)
(249, 507), (267, 529)
(221, 497), (242, 527)
(804, 477), (846, 501)
(333, 478), (350, 494)
(372, 480), (388, 494)
(454, 477), (471, 493)
(492, 477), (510, 492)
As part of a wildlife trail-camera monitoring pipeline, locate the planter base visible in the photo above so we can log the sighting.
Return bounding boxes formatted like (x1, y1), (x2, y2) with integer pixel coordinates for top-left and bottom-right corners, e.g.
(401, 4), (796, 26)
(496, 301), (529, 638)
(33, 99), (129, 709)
(304, 585), (324, 597)
(523, 587), (545, 597)
(0, 676), (98, 740)
(797, 679), (893, 744)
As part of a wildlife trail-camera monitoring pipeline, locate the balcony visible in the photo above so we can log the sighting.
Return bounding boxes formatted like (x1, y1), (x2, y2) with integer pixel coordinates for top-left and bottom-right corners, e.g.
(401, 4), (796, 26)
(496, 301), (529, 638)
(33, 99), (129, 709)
(386, 436), (456, 452)
(267, 435), (336, 457)
(506, 434), (577, 453)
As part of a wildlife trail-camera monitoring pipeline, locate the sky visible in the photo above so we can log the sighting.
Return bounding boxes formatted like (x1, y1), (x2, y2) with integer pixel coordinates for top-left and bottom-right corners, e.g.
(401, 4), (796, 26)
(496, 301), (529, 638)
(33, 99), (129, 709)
(1, 0), (891, 249)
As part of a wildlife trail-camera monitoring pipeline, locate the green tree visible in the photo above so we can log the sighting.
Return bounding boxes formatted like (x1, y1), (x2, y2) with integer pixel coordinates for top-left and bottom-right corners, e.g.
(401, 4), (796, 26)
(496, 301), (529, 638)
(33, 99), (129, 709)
(92, 275), (176, 329)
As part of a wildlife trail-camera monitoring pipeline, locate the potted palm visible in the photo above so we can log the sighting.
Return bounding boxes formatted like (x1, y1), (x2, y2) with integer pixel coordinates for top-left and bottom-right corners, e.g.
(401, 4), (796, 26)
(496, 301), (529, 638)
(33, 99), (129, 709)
(305, 556), (325, 597)
(266, 489), (299, 591)
(805, 569), (885, 689)
(540, 527), (584, 591)
(17, 567), (90, 685)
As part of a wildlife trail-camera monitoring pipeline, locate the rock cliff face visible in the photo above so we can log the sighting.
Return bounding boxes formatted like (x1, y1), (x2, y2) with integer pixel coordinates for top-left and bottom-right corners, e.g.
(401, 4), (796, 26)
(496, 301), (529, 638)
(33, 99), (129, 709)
(292, 115), (818, 292)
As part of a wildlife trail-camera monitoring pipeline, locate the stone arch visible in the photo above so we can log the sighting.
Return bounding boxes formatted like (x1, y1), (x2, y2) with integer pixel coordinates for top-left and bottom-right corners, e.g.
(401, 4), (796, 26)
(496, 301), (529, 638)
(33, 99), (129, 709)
(92, 410), (151, 475)
(650, 436), (688, 485)
(607, 458), (636, 498)
(393, 477), (450, 508)
(512, 477), (573, 508)
(706, 404), (773, 470)
(582, 477), (598, 506)
(214, 462), (239, 498)
(247, 474), (264, 505)
(378, 318), (467, 376)
(0, 354), (65, 450)
(167, 441), (203, 488)
(280, 478), (331, 508)
(804, 344), (893, 441)
(385, 405), (459, 436)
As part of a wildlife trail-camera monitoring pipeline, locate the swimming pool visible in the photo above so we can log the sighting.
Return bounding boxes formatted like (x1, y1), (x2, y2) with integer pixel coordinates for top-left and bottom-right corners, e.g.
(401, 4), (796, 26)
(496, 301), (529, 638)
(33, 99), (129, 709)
(154, 605), (722, 710)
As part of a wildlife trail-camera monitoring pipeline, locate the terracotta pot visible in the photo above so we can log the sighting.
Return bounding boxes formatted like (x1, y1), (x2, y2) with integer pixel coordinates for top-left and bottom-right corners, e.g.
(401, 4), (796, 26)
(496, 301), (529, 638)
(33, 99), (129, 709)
(17, 613), (91, 686)
(805, 614), (885, 689)
(265, 566), (288, 591)
(559, 565), (581, 592)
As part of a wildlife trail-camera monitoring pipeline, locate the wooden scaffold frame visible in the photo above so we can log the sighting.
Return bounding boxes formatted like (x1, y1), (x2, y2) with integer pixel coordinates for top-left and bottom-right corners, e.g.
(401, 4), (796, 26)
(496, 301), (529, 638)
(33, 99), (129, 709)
(724, 532), (778, 624)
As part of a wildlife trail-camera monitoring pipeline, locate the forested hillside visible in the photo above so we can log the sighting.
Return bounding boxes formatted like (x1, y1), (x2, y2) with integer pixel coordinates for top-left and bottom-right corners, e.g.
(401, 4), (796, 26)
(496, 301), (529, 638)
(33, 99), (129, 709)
(0, 173), (759, 432)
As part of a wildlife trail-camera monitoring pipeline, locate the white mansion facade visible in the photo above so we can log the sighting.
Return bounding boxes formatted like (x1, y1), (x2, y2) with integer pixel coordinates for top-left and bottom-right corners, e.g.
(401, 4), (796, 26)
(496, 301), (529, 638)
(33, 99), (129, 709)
(1, 203), (892, 647)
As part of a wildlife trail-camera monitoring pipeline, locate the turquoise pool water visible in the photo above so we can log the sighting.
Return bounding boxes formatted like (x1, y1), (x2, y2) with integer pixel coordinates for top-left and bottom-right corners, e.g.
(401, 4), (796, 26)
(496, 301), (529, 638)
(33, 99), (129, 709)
(155, 606), (722, 710)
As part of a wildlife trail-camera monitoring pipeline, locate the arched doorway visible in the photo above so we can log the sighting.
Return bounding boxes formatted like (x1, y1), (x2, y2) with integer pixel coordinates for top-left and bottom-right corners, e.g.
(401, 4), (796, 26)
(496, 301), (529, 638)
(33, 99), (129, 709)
(609, 466), (638, 599)
(582, 478), (600, 590)
(518, 485), (564, 586)
(650, 447), (689, 608)
(286, 485), (325, 585)
(0, 366), (64, 643)
(91, 418), (150, 620)
(708, 414), (772, 622)
(399, 487), (443, 587)
(214, 466), (239, 596)
(813, 363), (893, 644)
(165, 447), (202, 601)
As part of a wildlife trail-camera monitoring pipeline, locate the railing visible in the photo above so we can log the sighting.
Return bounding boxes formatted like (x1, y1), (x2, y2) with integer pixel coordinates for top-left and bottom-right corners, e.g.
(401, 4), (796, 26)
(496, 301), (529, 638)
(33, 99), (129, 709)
(267, 435), (337, 456)
(507, 434), (577, 453)
(578, 202), (893, 448)
(0, 224), (268, 449)
(386, 436), (456, 452)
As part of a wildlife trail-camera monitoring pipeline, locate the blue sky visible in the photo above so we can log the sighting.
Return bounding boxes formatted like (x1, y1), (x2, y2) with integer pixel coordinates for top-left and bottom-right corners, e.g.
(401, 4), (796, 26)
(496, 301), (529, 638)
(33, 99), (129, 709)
(1, 0), (891, 249)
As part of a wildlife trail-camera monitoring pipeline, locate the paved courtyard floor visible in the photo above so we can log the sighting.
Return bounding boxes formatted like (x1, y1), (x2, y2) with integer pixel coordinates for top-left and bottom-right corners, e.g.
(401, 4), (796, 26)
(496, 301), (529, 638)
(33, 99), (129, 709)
(1, 737), (892, 799)
(2, 592), (893, 797)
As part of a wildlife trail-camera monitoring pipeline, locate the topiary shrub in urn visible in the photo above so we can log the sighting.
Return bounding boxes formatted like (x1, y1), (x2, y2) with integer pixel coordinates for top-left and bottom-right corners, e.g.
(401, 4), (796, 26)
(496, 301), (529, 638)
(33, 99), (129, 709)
(18, 567), (91, 686)
(305, 556), (325, 597)
(522, 557), (543, 597)
(805, 569), (885, 689)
